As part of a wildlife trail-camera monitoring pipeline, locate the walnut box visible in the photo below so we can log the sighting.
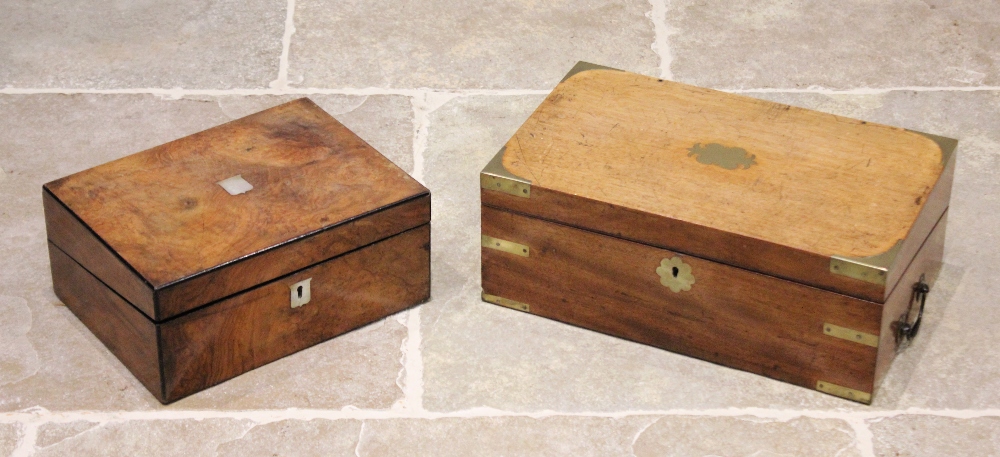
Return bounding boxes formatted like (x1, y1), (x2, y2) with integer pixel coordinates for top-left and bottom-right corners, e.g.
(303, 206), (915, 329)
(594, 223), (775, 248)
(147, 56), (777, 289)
(44, 98), (430, 403)
(479, 62), (956, 404)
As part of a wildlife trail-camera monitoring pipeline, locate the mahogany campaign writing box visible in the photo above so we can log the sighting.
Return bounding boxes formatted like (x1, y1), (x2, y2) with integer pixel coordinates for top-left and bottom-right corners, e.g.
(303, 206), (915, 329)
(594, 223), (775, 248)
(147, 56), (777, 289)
(479, 62), (956, 403)
(44, 98), (430, 403)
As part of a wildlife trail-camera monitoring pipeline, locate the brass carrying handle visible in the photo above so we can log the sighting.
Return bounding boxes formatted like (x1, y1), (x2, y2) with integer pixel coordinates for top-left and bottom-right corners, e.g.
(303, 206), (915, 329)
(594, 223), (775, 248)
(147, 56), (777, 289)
(896, 274), (929, 348)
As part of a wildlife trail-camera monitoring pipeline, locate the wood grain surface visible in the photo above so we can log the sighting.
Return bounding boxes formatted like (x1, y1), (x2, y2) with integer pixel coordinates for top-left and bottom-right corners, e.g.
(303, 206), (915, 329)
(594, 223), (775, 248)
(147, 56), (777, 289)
(44, 189), (156, 316)
(48, 224), (429, 404)
(503, 69), (942, 258)
(44, 98), (429, 320)
(488, 68), (953, 301)
(154, 193), (429, 320)
(44, 98), (427, 307)
(481, 206), (883, 398)
(161, 224), (430, 402)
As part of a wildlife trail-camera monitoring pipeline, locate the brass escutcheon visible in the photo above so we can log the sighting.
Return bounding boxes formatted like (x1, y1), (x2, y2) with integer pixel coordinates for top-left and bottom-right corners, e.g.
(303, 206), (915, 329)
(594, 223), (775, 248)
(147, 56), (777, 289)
(657, 257), (695, 293)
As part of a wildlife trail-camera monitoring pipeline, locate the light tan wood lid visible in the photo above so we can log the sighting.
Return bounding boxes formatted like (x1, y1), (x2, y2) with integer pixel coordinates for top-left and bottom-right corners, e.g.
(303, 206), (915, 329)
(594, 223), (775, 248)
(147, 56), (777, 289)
(46, 98), (428, 288)
(504, 69), (944, 258)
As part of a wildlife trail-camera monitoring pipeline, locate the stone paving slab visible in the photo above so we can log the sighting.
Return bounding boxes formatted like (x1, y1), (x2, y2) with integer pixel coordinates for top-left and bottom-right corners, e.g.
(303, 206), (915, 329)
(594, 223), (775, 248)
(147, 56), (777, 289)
(289, 0), (660, 89)
(668, 0), (1000, 90)
(870, 415), (1000, 457)
(0, 0), (286, 89)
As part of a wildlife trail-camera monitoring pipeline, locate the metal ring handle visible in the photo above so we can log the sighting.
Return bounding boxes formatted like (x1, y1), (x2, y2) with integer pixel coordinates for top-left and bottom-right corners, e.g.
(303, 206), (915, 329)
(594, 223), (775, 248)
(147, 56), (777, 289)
(896, 274), (929, 348)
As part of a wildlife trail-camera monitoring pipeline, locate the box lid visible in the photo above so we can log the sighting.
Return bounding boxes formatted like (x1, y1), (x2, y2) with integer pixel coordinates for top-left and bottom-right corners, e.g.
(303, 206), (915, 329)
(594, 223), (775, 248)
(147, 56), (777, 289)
(45, 98), (429, 321)
(480, 62), (956, 303)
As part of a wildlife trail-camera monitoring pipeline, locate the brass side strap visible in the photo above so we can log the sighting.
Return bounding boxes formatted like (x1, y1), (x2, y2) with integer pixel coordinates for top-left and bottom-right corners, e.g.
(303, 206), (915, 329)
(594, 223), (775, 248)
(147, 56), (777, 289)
(823, 323), (879, 348)
(816, 380), (872, 404)
(481, 235), (529, 257)
(482, 293), (530, 313)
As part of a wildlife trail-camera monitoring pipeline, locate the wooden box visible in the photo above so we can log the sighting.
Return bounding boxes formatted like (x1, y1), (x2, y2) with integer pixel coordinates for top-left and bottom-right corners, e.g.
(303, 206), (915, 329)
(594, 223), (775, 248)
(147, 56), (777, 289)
(479, 63), (956, 403)
(44, 99), (430, 403)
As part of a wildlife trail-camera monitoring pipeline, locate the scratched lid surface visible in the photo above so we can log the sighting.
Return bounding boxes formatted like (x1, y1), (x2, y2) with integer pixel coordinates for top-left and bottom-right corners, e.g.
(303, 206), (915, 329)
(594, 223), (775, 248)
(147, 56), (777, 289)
(481, 62), (956, 302)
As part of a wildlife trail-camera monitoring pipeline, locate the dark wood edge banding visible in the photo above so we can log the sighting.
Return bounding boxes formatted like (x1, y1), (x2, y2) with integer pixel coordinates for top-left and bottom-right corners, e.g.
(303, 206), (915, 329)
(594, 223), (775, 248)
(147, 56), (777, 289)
(153, 193), (430, 320)
(43, 187), (156, 315)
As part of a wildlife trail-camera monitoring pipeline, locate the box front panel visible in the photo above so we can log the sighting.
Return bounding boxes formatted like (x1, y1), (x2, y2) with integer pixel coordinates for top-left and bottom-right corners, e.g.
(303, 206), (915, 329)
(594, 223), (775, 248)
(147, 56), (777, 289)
(159, 224), (430, 403)
(481, 207), (882, 402)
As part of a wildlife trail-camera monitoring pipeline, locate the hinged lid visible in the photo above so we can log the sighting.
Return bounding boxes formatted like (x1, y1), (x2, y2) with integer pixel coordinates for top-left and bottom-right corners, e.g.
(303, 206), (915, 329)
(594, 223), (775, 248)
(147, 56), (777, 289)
(45, 98), (429, 321)
(480, 62), (956, 303)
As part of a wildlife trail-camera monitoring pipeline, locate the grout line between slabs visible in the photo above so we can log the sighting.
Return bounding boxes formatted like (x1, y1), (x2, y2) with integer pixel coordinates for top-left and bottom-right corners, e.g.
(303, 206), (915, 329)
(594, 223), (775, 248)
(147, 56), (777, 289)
(409, 92), (458, 185)
(1, 86), (999, 98)
(845, 417), (877, 457)
(401, 307), (424, 412)
(8, 420), (38, 457)
(647, 0), (674, 80)
(0, 87), (552, 98)
(3, 407), (1000, 424)
(269, 0), (297, 90)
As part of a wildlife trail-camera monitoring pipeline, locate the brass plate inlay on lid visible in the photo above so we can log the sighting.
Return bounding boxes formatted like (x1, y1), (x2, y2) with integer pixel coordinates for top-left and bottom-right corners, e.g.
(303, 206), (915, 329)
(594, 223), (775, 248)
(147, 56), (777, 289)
(481, 234), (529, 257)
(482, 293), (530, 313)
(687, 143), (757, 170)
(816, 380), (872, 404)
(823, 323), (879, 348)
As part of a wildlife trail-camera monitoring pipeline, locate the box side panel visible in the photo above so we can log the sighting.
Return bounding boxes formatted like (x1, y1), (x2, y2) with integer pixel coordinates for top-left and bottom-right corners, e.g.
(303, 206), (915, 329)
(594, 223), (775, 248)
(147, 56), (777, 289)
(48, 242), (163, 402)
(483, 186), (885, 302)
(874, 211), (948, 389)
(481, 207), (882, 401)
(159, 224), (430, 403)
(43, 189), (155, 318)
(156, 193), (430, 321)
(882, 153), (955, 300)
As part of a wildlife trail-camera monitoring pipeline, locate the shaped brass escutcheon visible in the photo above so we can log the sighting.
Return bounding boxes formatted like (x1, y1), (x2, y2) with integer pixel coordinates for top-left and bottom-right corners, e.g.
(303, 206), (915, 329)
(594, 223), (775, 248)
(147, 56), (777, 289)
(657, 256), (695, 293)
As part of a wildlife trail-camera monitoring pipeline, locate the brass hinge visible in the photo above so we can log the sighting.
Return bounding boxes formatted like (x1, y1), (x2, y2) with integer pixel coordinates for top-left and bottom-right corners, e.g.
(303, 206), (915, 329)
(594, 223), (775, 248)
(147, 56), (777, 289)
(823, 323), (879, 348)
(816, 380), (872, 404)
(482, 293), (530, 313)
(480, 146), (531, 198)
(481, 234), (529, 257)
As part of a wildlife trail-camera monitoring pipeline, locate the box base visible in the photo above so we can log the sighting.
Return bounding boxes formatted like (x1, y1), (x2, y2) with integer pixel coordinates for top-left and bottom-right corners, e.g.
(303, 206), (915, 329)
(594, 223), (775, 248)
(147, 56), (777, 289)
(50, 224), (430, 403)
(481, 207), (947, 404)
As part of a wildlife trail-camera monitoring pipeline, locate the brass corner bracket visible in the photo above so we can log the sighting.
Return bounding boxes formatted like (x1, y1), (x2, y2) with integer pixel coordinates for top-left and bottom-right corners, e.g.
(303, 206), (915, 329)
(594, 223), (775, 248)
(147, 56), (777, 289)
(907, 129), (958, 166)
(830, 240), (902, 286)
(559, 61), (623, 83)
(482, 293), (531, 313)
(816, 380), (872, 404)
(480, 146), (532, 198)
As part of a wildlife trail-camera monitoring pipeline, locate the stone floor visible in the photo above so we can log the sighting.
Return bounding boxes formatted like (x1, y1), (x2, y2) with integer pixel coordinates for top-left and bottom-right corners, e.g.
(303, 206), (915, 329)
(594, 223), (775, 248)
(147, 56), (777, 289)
(1, 0), (998, 455)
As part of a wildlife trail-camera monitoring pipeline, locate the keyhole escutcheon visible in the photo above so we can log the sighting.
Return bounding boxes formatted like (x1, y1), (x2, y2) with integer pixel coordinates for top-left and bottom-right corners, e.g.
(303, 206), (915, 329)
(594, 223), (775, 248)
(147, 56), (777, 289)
(290, 278), (312, 308)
